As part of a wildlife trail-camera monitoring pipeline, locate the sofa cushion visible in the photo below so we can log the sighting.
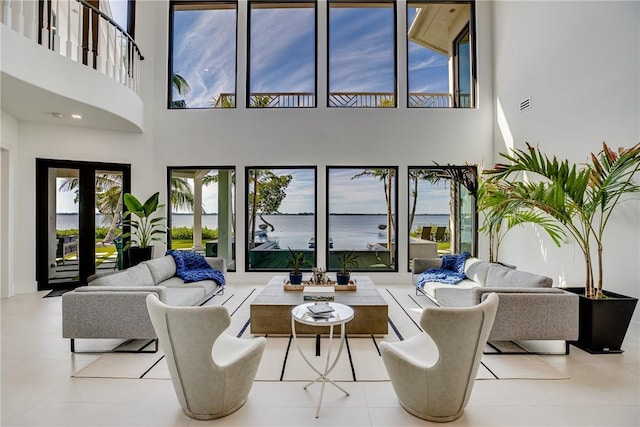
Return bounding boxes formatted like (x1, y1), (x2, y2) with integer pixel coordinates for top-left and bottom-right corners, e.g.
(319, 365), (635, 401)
(162, 277), (218, 295)
(485, 264), (552, 288)
(464, 258), (491, 285)
(421, 279), (481, 299)
(161, 287), (205, 306)
(90, 264), (154, 287)
(143, 255), (177, 285)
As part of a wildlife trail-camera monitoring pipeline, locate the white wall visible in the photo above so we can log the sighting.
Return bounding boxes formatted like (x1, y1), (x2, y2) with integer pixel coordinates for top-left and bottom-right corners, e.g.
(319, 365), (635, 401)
(492, 1), (640, 327)
(0, 110), (18, 297)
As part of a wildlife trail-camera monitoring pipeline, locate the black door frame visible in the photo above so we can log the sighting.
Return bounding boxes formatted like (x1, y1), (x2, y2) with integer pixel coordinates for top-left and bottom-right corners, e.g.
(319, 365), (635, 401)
(36, 158), (131, 290)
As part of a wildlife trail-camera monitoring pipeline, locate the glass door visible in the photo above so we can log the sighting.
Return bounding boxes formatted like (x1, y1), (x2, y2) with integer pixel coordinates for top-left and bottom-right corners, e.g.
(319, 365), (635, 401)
(36, 159), (130, 290)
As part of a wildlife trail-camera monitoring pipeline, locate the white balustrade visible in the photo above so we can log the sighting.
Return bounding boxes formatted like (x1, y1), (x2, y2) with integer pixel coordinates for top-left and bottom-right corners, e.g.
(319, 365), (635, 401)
(2, 0), (143, 96)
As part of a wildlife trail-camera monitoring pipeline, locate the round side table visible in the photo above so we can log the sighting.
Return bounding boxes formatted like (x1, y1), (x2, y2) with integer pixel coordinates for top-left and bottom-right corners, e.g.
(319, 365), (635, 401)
(291, 302), (354, 418)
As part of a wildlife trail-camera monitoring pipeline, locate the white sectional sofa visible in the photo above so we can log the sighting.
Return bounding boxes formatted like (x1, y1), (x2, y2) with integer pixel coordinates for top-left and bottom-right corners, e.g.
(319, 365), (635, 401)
(62, 254), (226, 352)
(412, 257), (579, 353)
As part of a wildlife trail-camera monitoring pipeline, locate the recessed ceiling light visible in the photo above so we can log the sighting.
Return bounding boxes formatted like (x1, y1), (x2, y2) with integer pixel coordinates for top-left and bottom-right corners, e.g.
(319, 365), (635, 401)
(51, 113), (63, 118)
(449, 8), (456, 14)
(71, 114), (82, 119)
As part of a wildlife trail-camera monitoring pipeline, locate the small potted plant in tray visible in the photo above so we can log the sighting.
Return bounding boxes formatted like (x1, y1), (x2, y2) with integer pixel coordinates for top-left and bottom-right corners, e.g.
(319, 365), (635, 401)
(287, 247), (312, 285)
(336, 250), (359, 285)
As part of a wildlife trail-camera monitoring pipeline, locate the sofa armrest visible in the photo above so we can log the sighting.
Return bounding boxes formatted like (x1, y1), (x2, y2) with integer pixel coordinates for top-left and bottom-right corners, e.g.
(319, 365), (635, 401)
(412, 257), (441, 275)
(205, 257), (226, 277)
(473, 288), (579, 341)
(62, 289), (164, 339)
(78, 285), (166, 298)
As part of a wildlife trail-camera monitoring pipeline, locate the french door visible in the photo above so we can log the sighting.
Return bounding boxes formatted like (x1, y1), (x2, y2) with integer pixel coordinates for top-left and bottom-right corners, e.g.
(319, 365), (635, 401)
(36, 159), (130, 290)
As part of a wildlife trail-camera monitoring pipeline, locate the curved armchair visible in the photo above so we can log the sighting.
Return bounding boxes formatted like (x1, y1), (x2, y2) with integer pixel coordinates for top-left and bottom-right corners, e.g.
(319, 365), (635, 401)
(380, 293), (499, 422)
(146, 295), (266, 420)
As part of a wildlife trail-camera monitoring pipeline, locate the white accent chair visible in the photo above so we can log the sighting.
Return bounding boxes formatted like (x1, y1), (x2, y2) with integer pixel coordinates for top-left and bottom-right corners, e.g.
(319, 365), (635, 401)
(380, 293), (499, 422)
(146, 294), (266, 420)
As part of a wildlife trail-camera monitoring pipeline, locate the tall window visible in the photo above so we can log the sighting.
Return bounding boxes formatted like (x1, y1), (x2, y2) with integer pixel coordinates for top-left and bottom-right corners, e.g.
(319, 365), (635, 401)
(408, 166), (477, 270)
(327, 167), (397, 271)
(169, 1), (237, 109)
(167, 168), (237, 271)
(248, 1), (316, 108)
(407, 1), (474, 108)
(246, 167), (317, 271)
(328, 1), (396, 108)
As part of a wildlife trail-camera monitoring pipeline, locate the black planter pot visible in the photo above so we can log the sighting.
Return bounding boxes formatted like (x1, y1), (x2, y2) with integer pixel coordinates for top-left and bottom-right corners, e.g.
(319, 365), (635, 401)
(336, 273), (350, 285)
(566, 287), (638, 354)
(289, 273), (303, 285)
(127, 247), (154, 267)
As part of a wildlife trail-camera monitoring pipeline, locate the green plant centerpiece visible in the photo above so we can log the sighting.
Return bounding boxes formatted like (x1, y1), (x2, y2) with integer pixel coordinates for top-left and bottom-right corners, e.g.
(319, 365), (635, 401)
(481, 142), (640, 353)
(336, 250), (359, 285)
(122, 192), (167, 266)
(286, 247), (312, 285)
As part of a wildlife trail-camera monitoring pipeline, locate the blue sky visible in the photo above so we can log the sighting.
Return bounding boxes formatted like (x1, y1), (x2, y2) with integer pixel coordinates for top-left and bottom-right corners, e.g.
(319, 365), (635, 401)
(172, 3), (449, 107)
(56, 170), (450, 215)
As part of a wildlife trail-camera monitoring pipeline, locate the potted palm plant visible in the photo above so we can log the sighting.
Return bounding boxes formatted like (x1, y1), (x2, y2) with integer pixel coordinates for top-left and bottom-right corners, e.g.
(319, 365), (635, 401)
(336, 250), (359, 285)
(287, 247), (311, 285)
(122, 192), (167, 266)
(482, 142), (640, 353)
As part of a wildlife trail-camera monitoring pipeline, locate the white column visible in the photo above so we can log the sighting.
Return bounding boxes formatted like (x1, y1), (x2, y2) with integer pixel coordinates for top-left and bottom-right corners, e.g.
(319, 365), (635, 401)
(191, 172), (204, 251)
(217, 170), (233, 266)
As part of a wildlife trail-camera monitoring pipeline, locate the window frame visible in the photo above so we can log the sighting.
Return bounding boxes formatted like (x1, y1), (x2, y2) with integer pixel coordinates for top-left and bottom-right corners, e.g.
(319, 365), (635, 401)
(405, 0), (476, 108)
(327, 0), (398, 108)
(246, 0), (318, 108)
(407, 165), (478, 271)
(326, 166), (398, 273)
(245, 166), (318, 272)
(166, 166), (237, 271)
(168, 0), (239, 109)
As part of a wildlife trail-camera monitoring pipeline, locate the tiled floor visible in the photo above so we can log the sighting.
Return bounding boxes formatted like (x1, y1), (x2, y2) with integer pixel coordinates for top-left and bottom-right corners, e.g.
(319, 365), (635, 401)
(2, 288), (639, 426)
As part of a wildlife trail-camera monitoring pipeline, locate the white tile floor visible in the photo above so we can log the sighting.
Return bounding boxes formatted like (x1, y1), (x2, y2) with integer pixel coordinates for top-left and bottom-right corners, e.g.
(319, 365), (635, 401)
(2, 289), (639, 426)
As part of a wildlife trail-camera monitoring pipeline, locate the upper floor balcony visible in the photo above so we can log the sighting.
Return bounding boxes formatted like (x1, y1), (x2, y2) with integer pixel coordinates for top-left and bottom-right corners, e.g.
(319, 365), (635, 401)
(1, 0), (144, 132)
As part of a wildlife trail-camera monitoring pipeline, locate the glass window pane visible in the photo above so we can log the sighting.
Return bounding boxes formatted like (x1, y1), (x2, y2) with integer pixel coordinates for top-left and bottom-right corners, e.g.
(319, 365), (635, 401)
(328, 1), (396, 108)
(408, 166), (477, 270)
(407, 1), (473, 108)
(246, 167), (316, 271)
(248, 2), (316, 108)
(170, 2), (237, 109)
(168, 168), (237, 271)
(327, 167), (397, 271)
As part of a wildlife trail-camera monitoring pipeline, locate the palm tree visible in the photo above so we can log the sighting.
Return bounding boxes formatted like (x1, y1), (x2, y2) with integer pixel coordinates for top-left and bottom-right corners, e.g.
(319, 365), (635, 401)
(408, 169), (441, 234)
(171, 73), (191, 108)
(483, 142), (640, 298)
(352, 169), (396, 254)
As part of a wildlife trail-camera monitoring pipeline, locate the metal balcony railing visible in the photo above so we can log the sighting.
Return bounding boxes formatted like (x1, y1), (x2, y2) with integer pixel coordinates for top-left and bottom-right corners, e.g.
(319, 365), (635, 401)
(211, 92), (457, 108)
(1, 0), (144, 95)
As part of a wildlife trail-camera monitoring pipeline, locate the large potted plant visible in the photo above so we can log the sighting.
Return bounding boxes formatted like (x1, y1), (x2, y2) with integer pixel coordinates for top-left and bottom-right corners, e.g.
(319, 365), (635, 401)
(336, 250), (359, 285)
(482, 142), (640, 353)
(122, 192), (167, 267)
(286, 247), (312, 285)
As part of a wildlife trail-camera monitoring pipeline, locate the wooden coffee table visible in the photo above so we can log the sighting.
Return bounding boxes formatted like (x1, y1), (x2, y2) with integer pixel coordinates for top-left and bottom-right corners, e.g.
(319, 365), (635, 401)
(250, 276), (388, 335)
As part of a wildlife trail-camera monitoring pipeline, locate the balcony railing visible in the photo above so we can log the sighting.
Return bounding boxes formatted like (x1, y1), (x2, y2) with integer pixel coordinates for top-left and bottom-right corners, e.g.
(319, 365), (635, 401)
(1, 0), (144, 95)
(209, 92), (456, 108)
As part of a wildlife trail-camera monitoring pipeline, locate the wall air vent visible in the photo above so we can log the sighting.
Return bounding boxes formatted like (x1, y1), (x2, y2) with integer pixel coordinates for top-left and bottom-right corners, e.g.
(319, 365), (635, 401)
(520, 97), (532, 111)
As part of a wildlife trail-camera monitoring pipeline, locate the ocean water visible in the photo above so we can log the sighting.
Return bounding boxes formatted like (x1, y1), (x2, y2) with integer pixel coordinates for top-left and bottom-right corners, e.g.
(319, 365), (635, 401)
(56, 213), (449, 250)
